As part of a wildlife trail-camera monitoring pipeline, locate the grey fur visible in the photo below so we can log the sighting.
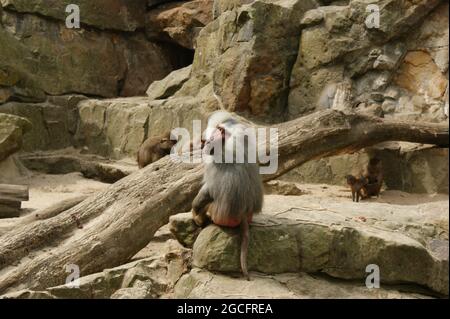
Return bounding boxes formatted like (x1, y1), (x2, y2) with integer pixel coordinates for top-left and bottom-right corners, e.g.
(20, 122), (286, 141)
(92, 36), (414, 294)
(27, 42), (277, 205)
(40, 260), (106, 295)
(204, 162), (263, 221)
(192, 111), (264, 279)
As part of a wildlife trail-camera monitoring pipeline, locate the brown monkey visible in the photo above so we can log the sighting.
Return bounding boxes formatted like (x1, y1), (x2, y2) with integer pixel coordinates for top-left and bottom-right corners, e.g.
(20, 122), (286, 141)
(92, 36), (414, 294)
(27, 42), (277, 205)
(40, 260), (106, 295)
(363, 157), (383, 197)
(192, 111), (264, 280)
(346, 175), (368, 202)
(137, 132), (177, 169)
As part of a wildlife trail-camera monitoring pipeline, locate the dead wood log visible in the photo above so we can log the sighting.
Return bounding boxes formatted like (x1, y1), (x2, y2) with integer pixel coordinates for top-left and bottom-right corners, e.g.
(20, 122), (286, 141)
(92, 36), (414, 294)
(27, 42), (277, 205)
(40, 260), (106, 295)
(0, 204), (20, 218)
(0, 184), (29, 202)
(0, 184), (29, 219)
(0, 196), (88, 236)
(0, 110), (447, 293)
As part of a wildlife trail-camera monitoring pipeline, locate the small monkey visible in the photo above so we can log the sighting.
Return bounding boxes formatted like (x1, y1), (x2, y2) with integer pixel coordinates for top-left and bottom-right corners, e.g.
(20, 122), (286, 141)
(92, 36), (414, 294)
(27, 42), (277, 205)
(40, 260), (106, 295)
(137, 132), (177, 169)
(346, 175), (367, 202)
(363, 157), (383, 197)
(192, 111), (264, 280)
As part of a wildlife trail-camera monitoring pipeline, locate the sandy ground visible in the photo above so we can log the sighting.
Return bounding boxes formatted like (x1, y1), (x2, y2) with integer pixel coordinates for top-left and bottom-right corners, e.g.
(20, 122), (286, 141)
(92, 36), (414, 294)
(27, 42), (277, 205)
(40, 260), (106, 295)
(16, 172), (110, 213)
(4, 172), (448, 219)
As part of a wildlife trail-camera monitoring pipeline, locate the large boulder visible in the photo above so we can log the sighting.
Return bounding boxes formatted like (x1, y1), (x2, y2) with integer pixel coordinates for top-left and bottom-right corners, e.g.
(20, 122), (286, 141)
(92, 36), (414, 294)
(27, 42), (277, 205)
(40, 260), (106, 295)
(177, 0), (318, 121)
(212, 0), (255, 18)
(75, 88), (214, 158)
(0, 8), (175, 101)
(0, 113), (31, 161)
(147, 65), (192, 100)
(175, 268), (432, 299)
(287, 0), (446, 119)
(146, 0), (214, 50)
(171, 192), (449, 295)
(1, 237), (191, 299)
(0, 96), (86, 151)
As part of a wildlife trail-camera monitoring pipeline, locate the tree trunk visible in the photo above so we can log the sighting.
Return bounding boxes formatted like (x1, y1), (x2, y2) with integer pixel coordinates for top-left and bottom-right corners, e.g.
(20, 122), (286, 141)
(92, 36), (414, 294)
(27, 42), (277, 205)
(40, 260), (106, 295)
(0, 110), (447, 293)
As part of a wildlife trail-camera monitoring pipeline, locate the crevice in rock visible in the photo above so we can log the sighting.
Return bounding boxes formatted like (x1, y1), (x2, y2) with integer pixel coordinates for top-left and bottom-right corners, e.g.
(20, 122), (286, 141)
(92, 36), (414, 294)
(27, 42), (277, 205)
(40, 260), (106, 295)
(159, 41), (195, 70)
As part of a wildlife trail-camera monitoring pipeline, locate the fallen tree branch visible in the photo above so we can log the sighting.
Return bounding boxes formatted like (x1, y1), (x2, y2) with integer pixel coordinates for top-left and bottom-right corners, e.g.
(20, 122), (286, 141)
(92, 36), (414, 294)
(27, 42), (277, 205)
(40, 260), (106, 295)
(0, 110), (447, 293)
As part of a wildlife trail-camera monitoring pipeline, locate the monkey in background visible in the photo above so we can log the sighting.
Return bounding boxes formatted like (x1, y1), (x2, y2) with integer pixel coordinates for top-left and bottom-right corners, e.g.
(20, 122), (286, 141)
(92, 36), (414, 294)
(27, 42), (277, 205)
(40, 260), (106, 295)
(346, 157), (383, 202)
(137, 132), (177, 169)
(363, 157), (383, 197)
(192, 111), (264, 280)
(346, 175), (367, 202)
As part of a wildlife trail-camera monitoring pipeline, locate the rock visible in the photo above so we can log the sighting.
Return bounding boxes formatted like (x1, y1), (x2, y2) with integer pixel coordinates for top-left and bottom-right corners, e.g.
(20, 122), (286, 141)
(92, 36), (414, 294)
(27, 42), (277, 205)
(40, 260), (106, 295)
(0, 113), (32, 161)
(19, 150), (137, 183)
(212, 0), (255, 19)
(0, 96), (85, 152)
(428, 239), (449, 261)
(1, 290), (55, 299)
(384, 87), (401, 100)
(288, 0), (443, 118)
(372, 42), (406, 72)
(189, 211), (448, 295)
(357, 0), (442, 40)
(0, 10), (174, 99)
(146, 0), (214, 50)
(147, 65), (192, 100)
(175, 268), (433, 299)
(183, 0), (317, 120)
(110, 287), (153, 299)
(75, 93), (211, 159)
(289, 66), (346, 116)
(0, 87), (11, 103)
(381, 100), (397, 114)
(408, 2), (449, 74)
(147, 0), (174, 9)
(75, 97), (150, 158)
(356, 103), (384, 117)
(300, 8), (324, 27)
(264, 180), (304, 196)
(12, 233), (192, 299)
(169, 212), (202, 248)
(0, 0), (146, 31)
(395, 51), (448, 100)
(44, 258), (173, 298)
(0, 155), (28, 184)
(193, 220), (300, 274)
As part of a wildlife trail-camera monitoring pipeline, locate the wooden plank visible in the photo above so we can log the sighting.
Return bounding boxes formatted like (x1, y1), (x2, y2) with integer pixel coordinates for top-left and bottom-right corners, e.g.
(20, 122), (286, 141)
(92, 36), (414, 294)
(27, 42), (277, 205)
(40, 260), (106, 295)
(0, 204), (20, 218)
(0, 184), (29, 201)
(0, 199), (21, 209)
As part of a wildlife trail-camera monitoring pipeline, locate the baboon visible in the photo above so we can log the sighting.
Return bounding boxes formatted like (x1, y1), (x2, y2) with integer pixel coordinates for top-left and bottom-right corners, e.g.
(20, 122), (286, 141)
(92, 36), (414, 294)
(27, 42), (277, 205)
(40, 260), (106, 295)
(363, 157), (383, 197)
(137, 132), (177, 169)
(346, 158), (383, 202)
(346, 175), (368, 202)
(192, 111), (264, 280)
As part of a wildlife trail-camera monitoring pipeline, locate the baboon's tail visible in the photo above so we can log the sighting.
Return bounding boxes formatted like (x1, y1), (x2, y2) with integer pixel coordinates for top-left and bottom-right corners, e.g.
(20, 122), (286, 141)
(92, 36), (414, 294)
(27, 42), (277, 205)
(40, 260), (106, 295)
(240, 218), (250, 281)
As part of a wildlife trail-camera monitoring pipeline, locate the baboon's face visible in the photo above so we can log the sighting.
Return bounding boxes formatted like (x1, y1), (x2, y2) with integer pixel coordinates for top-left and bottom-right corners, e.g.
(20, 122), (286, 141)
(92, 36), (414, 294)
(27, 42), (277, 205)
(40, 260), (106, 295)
(159, 137), (176, 151)
(204, 125), (226, 156)
(346, 175), (356, 185)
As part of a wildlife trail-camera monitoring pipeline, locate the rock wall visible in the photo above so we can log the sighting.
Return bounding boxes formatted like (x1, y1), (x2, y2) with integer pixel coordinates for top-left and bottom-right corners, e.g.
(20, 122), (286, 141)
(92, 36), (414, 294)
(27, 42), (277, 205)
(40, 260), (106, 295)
(0, 0), (196, 102)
